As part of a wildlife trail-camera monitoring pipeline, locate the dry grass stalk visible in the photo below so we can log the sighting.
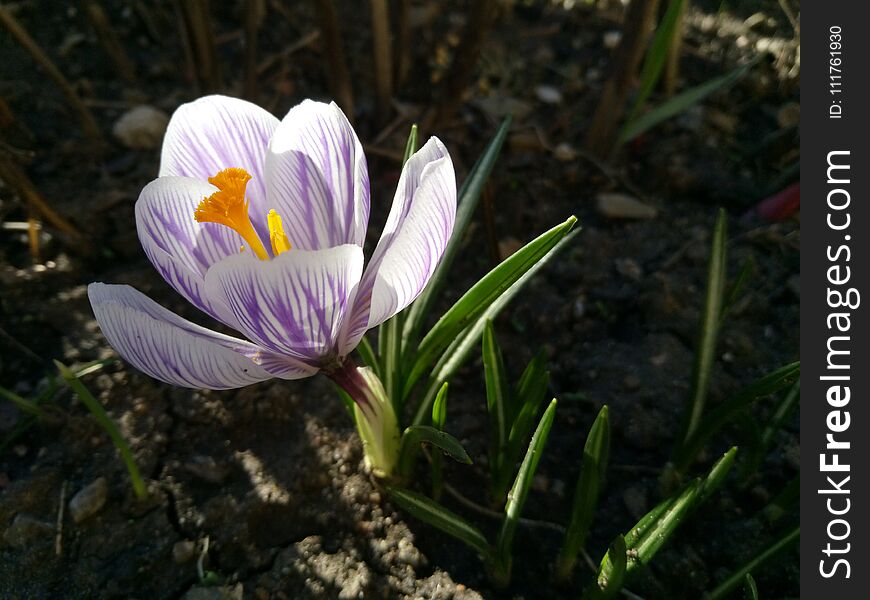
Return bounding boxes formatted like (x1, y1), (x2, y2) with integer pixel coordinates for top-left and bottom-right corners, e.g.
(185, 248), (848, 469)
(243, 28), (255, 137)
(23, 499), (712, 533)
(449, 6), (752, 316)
(177, 0), (222, 92)
(27, 213), (41, 262)
(0, 5), (103, 144)
(394, 0), (411, 88)
(584, 0), (661, 158)
(84, 1), (137, 84)
(244, 0), (265, 100)
(662, 0), (687, 96)
(427, 0), (498, 130)
(0, 155), (83, 243)
(370, 0), (394, 125)
(312, 0), (355, 120)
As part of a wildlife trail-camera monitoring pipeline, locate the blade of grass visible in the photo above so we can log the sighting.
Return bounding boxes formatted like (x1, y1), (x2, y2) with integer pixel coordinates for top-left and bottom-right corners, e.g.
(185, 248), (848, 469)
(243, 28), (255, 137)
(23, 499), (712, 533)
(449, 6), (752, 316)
(386, 486), (493, 560)
(674, 362), (799, 472)
(556, 405), (611, 582)
(356, 335), (382, 379)
(398, 424), (471, 477)
(431, 382), (449, 500)
(743, 573), (759, 600)
(55, 360), (147, 499)
(704, 525), (799, 600)
(583, 535), (628, 600)
(483, 320), (510, 477)
(675, 209), (728, 456)
(0, 385), (46, 418)
(627, 0), (687, 123)
(402, 117), (512, 350)
(620, 62), (752, 143)
(491, 399), (558, 586)
(409, 229), (579, 426)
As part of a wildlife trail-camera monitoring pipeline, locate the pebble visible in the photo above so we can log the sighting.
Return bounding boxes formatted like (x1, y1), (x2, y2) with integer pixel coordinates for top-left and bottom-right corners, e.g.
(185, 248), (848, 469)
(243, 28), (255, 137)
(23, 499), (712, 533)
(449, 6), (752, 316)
(3, 514), (53, 547)
(596, 193), (657, 220)
(69, 477), (108, 523)
(615, 257), (643, 281)
(553, 142), (578, 162)
(184, 455), (229, 484)
(173, 540), (197, 564)
(534, 84), (563, 104)
(603, 30), (622, 49)
(112, 105), (169, 150)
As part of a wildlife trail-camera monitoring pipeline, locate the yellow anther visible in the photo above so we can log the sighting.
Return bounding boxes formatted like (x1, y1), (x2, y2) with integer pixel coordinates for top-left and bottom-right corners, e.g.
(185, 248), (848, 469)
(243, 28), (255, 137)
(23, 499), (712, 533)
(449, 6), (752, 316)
(267, 209), (292, 256)
(194, 167), (269, 260)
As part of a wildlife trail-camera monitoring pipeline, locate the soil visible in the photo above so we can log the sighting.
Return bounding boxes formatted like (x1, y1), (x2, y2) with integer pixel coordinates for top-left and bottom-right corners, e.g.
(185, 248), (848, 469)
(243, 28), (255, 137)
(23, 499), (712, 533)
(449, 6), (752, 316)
(1, 1), (799, 599)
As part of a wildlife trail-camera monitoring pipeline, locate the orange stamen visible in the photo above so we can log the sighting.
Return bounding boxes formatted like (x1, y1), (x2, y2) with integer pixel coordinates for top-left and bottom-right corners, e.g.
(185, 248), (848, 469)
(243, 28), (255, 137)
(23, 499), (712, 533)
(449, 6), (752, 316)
(194, 168), (269, 260)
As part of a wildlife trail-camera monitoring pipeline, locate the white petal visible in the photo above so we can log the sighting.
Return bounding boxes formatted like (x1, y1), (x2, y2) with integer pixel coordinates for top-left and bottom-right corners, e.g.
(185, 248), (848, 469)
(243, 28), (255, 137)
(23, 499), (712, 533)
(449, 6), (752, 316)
(340, 137), (456, 354)
(204, 245), (364, 362)
(265, 100), (370, 250)
(159, 95), (279, 241)
(88, 283), (292, 389)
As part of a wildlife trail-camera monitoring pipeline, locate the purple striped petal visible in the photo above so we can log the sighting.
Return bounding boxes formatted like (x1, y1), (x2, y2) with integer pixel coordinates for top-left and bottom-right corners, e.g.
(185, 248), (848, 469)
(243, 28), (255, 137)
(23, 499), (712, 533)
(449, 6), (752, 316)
(264, 101), (369, 250)
(89, 284), (318, 385)
(135, 176), (243, 327)
(159, 95), (279, 241)
(340, 137), (456, 355)
(204, 245), (364, 362)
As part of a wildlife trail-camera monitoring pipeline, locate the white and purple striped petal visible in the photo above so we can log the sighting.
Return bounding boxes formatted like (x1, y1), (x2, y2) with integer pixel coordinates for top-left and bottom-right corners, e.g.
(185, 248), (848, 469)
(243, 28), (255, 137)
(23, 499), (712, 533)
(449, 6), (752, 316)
(88, 283), (318, 389)
(159, 95), (279, 242)
(204, 245), (364, 361)
(340, 137), (456, 355)
(135, 176), (243, 327)
(264, 101), (370, 250)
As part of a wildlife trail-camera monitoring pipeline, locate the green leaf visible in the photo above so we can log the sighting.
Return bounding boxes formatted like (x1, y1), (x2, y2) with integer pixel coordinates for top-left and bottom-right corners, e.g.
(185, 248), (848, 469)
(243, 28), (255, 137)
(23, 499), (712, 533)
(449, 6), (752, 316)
(627, 0), (687, 122)
(557, 405), (611, 582)
(492, 399), (558, 585)
(741, 380), (799, 479)
(743, 573), (759, 600)
(0, 385), (46, 418)
(763, 476), (798, 524)
(386, 486), (493, 560)
(431, 382), (448, 430)
(698, 446), (738, 505)
(620, 62), (752, 143)
(430, 382), (449, 500)
(403, 124), (419, 164)
(406, 221), (578, 420)
(403, 117), (512, 350)
(483, 320), (510, 474)
(583, 535), (628, 600)
(399, 425), (472, 477)
(675, 362), (800, 472)
(705, 526), (799, 600)
(491, 352), (550, 503)
(676, 208), (728, 453)
(356, 336), (382, 379)
(55, 360), (147, 499)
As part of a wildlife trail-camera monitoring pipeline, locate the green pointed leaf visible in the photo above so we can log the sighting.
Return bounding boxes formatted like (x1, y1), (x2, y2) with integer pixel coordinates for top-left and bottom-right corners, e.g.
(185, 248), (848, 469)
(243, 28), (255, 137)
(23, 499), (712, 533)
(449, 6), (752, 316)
(404, 217), (577, 400)
(387, 486), (493, 559)
(0, 385), (46, 418)
(698, 446), (738, 505)
(400, 425), (472, 471)
(584, 535), (628, 600)
(483, 320), (510, 473)
(403, 117), (512, 350)
(55, 360), (147, 499)
(557, 405), (611, 582)
(403, 124), (419, 164)
(620, 62), (752, 143)
(431, 382), (449, 429)
(705, 526), (798, 600)
(627, 0), (687, 122)
(675, 362), (800, 471)
(676, 208), (728, 453)
(409, 227), (579, 426)
(356, 336), (381, 379)
(743, 573), (759, 600)
(492, 399), (557, 584)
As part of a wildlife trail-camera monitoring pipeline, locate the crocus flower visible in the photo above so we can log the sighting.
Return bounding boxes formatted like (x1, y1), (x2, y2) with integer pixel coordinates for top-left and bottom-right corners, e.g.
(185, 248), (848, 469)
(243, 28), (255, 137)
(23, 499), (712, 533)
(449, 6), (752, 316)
(88, 96), (456, 403)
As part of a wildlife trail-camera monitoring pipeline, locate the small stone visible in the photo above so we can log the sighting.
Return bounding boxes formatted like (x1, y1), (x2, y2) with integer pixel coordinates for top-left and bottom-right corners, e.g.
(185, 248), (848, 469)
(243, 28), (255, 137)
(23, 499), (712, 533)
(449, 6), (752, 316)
(553, 142), (578, 162)
(615, 258), (643, 281)
(12, 444), (27, 457)
(112, 105), (169, 150)
(3, 514), (53, 547)
(534, 84), (563, 105)
(603, 30), (622, 49)
(173, 540), (197, 564)
(69, 477), (108, 523)
(596, 193), (657, 220)
(184, 455), (229, 484)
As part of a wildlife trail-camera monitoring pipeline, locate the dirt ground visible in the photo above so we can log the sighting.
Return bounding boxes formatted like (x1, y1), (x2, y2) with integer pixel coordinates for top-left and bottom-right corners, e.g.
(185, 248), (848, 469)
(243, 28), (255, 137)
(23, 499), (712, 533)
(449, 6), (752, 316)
(1, 1), (799, 598)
